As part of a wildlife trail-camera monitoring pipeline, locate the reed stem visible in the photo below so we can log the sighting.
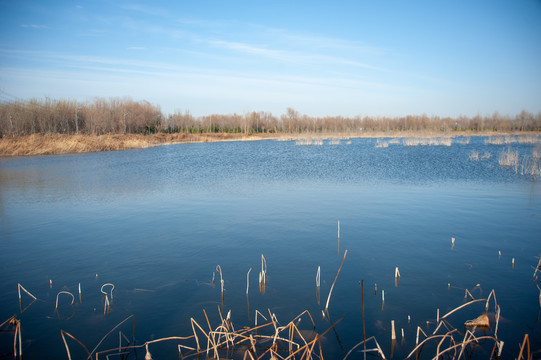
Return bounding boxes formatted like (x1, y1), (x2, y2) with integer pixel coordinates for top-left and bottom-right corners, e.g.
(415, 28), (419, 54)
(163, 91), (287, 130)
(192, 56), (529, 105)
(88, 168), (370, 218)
(55, 291), (75, 309)
(325, 249), (347, 312)
(100, 283), (115, 300)
(361, 280), (366, 360)
(17, 283), (37, 302)
(246, 268), (251, 295)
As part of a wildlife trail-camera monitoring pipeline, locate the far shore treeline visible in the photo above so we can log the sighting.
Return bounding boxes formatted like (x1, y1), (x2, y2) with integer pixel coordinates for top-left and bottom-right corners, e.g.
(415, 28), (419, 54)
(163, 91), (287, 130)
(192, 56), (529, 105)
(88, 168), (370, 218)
(1, 97), (540, 137)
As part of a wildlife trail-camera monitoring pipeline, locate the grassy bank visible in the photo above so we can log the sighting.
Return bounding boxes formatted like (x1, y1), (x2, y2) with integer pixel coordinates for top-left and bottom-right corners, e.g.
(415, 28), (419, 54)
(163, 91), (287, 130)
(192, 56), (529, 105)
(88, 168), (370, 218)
(0, 132), (280, 156)
(1, 131), (540, 156)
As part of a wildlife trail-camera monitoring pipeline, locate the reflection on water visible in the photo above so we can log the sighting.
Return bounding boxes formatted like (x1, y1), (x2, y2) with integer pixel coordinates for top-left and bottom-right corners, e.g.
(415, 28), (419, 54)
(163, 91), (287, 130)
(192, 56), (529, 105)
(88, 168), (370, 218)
(0, 137), (540, 358)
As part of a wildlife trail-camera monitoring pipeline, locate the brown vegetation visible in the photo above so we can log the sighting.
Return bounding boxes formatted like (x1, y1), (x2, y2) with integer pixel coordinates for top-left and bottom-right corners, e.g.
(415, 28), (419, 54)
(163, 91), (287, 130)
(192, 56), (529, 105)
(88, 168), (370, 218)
(0, 133), (281, 156)
(1, 97), (541, 155)
(2, 98), (540, 138)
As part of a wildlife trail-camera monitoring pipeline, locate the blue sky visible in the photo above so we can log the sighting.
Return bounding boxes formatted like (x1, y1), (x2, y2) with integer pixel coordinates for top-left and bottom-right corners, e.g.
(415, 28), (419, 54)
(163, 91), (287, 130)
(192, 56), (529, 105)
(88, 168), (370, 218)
(1, 0), (540, 117)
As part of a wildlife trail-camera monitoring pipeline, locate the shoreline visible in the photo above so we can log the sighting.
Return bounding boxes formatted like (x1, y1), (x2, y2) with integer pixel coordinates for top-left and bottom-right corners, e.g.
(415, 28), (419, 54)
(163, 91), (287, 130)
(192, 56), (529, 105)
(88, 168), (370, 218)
(0, 131), (539, 157)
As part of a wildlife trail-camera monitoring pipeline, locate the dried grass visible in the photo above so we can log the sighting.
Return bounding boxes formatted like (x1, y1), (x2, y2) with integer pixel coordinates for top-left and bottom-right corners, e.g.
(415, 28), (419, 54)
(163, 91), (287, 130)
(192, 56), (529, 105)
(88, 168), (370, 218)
(403, 137), (453, 146)
(485, 135), (541, 145)
(498, 147), (519, 169)
(6, 251), (540, 360)
(0, 133), (278, 156)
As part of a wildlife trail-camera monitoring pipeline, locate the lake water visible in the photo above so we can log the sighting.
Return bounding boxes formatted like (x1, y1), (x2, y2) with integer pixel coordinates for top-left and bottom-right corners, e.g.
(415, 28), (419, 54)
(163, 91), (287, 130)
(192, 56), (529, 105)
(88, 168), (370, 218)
(0, 137), (540, 359)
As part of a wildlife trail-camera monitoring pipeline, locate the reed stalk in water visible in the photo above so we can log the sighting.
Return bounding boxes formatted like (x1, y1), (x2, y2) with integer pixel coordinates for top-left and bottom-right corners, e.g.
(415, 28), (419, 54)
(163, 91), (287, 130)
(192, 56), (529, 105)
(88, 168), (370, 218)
(246, 268), (251, 295)
(316, 266), (321, 305)
(533, 257), (541, 278)
(13, 319), (21, 358)
(61, 329), (90, 360)
(325, 249), (347, 312)
(55, 291), (75, 310)
(104, 295), (110, 315)
(259, 254), (267, 294)
(100, 283), (115, 300)
(216, 265), (224, 299)
(17, 283), (37, 302)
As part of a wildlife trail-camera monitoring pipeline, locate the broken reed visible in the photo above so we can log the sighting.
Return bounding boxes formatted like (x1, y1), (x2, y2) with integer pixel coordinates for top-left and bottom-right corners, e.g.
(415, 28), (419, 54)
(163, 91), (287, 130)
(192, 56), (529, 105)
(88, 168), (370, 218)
(324, 249), (347, 312)
(259, 254), (267, 294)
(87, 309), (330, 360)
(7, 251), (540, 359)
(4, 285), (530, 359)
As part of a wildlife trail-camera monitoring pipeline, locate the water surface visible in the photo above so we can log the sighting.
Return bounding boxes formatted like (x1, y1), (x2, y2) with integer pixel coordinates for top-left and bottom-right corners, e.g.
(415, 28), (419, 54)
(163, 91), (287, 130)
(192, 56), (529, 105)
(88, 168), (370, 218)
(1, 137), (540, 358)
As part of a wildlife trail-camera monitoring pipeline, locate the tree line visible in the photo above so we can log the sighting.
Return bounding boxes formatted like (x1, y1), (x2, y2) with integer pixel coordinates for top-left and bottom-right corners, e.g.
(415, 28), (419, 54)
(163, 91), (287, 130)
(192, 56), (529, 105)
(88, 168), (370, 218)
(1, 97), (540, 137)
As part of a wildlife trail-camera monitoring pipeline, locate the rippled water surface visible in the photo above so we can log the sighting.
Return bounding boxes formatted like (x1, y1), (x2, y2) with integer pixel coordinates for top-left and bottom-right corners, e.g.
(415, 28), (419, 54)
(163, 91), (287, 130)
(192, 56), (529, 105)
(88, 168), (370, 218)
(1, 137), (540, 359)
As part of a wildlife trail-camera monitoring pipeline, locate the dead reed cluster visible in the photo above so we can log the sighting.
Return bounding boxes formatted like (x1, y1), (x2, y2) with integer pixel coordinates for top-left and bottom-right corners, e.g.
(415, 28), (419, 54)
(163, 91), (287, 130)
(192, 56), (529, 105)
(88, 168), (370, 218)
(485, 135), (541, 146)
(403, 137), (453, 147)
(3, 248), (539, 359)
(496, 146), (541, 178)
(374, 136), (470, 149)
(295, 137), (346, 146)
(402, 289), (505, 360)
(469, 151), (492, 161)
(498, 148), (519, 169)
(0, 132), (274, 156)
(61, 309), (336, 360)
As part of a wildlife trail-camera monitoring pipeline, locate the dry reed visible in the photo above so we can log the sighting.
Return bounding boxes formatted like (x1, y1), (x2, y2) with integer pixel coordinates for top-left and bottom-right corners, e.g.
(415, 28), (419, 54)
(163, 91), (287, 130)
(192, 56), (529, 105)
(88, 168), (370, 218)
(7, 246), (539, 360)
(216, 265), (224, 299)
(55, 291), (75, 310)
(100, 283), (115, 300)
(343, 336), (386, 359)
(533, 257), (541, 279)
(0, 133), (279, 156)
(469, 151), (479, 161)
(403, 137), (453, 147)
(329, 138), (341, 145)
(259, 254), (267, 294)
(324, 249), (347, 312)
(498, 147), (519, 170)
(17, 283), (37, 302)
(246, 268), (251, 295)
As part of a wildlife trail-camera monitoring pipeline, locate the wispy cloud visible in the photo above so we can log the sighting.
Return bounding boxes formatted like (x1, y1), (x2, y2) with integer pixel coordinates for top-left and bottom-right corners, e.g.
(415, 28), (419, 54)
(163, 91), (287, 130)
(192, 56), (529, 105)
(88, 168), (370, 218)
(257, 26), (387, 56)
(209, 39), (381, 70)
(20, 24), (48, 29)
(119, 3), (175, 19)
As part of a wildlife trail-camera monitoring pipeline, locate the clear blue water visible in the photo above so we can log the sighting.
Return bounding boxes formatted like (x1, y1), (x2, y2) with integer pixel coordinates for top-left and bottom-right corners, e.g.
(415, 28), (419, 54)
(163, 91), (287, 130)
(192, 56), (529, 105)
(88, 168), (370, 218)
(0, 137), (540, 359)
